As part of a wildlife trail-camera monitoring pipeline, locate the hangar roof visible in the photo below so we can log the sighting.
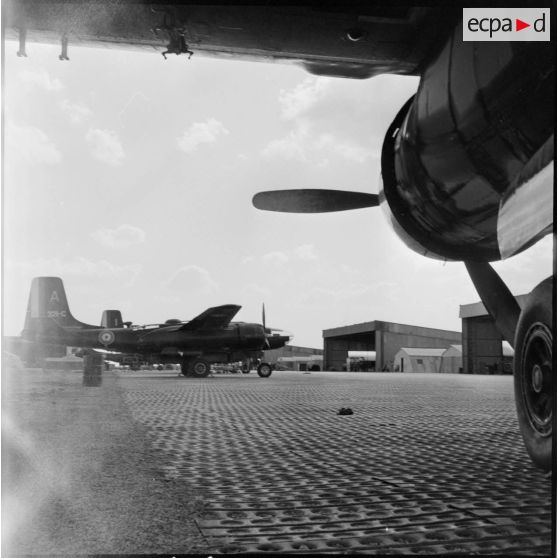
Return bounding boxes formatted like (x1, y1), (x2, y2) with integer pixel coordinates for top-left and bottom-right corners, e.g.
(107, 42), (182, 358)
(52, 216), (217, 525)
(323, 320), (460, 340)
(459, 294), (528, 319)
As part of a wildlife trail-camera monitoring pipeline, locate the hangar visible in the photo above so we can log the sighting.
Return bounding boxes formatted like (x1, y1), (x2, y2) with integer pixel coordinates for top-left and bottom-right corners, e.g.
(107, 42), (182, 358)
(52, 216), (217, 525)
(323, 321), (461, 371)
(460, 296), (526, 374)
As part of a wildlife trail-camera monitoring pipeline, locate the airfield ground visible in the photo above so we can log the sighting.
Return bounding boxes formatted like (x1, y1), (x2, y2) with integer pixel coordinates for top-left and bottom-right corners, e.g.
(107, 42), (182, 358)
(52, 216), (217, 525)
(2, 366), (553, 555)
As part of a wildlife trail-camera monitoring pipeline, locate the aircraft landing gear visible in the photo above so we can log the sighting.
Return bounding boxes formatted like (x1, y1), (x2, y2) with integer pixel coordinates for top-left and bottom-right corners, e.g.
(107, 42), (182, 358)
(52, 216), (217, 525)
(465, 263), (553, 470)
(257, 362), (273, 378)
(189, 358), (211, 378)
(513, 277), (553, 471)
(180, 358), (190, 376)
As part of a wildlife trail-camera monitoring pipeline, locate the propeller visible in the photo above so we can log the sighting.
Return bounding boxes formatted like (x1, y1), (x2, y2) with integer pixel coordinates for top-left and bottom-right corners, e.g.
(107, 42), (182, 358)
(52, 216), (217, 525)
(261, 303), (293, 349)
(252, 189), (379, 213)
(262, 303), (270, 348)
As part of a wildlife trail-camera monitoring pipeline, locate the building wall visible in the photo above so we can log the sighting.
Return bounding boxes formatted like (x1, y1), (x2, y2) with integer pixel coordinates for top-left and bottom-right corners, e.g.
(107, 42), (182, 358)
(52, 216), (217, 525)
(277, 357), (324, 371)
(324, 323), (460, 371)
(440, 356), (462, 374)
(324, 338), (350, 371)
(263, 344), (322, 365)
(462, 316), (506, 374)
(440, 346), (463, 374)
(324, 334), (374, 370)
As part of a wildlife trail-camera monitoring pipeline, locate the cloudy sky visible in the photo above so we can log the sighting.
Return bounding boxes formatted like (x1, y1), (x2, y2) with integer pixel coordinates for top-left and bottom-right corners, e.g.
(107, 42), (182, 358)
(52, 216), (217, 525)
(3, 40), (553, 348)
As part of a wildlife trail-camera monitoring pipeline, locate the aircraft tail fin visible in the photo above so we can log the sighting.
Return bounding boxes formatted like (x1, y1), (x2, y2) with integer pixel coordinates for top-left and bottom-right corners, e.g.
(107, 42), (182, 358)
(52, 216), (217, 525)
(22, 277), (91, 341)
(101, 310), (124, 328)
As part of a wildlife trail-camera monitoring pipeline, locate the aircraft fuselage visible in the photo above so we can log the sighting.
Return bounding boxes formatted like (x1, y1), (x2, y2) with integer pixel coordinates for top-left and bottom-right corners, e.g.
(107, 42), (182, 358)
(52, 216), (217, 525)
(21, 277), (291, 366)
(27, 320), (287, 358)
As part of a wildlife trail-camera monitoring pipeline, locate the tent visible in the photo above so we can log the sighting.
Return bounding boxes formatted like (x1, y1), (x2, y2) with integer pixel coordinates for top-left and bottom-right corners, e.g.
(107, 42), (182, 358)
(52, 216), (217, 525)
(440, 345), (463, 374)
(394, 347), (446, 373)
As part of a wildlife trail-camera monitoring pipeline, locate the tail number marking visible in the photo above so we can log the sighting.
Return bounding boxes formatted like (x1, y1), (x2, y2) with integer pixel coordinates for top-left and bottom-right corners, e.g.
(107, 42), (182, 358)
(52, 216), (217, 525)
(47, 310), (67, 318)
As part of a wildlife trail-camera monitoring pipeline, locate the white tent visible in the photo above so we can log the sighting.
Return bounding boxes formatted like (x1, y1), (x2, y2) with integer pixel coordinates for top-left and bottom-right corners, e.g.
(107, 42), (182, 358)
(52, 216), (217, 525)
(440, 345), (463, 374)
(394, 347), (446, 373)
(502, 341), (514, 357)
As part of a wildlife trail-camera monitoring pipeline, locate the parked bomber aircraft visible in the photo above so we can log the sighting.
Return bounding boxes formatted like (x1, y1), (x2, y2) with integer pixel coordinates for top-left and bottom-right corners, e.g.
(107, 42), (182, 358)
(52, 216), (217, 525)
(22, 277), (292, 378)
(5, 2), (554, 469)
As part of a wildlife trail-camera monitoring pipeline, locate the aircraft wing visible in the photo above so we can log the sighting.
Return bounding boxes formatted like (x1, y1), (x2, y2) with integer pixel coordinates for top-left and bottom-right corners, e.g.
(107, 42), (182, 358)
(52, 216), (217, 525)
(4, 3), (460, 80)
(181, 305), (241, 331)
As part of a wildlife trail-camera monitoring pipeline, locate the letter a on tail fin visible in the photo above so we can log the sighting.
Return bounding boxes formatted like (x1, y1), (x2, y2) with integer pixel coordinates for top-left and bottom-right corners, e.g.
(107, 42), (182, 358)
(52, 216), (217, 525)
(22, 277), (91, 342)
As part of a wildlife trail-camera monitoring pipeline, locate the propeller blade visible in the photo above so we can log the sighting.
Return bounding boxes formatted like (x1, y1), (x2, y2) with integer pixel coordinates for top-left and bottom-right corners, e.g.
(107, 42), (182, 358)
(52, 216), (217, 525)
(252, 189), (379, 213)
(262, 303), (270, 348)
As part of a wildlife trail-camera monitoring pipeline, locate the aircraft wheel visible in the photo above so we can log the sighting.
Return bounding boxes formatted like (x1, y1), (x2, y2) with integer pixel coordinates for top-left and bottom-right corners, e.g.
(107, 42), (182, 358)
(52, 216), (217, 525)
(513, 277), (553, 471)
(190, 358), (211, 378)
(257, 363), (272, 378)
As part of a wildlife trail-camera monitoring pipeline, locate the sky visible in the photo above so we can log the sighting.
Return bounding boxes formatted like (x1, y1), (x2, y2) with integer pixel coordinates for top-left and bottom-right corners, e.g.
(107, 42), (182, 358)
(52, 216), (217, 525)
(3, 40), (554, 348)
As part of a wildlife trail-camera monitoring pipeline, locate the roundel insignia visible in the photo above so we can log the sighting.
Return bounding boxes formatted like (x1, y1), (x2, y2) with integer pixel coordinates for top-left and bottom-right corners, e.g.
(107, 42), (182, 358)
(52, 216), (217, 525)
(99, 330), (115, 346)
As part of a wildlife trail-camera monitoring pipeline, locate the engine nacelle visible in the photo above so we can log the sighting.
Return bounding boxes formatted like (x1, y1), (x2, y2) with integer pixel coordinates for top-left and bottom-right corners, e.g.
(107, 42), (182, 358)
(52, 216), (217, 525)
(380, 31), (554, 262)
(237, 323), (266, 350)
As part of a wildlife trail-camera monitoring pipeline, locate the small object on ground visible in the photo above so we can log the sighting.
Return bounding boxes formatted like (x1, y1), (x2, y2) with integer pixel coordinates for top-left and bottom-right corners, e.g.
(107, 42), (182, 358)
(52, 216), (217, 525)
(337, 407), (353, 415)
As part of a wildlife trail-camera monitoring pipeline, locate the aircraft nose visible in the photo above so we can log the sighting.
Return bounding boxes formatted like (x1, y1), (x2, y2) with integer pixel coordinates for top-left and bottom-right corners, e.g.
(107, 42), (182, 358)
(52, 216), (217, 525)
(265, 328), (293, 348)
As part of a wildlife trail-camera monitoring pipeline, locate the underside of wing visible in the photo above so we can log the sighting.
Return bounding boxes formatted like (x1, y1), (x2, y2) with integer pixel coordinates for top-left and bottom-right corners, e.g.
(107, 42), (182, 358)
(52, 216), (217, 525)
(180, 305), (241, 331)
(497, 135), (555, 259)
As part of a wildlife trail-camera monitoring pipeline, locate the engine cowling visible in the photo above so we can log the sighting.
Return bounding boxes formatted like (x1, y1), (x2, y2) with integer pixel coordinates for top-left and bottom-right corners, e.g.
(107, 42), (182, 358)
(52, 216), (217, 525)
(237, 323), (267, 350)
(380, 30), (554, 262)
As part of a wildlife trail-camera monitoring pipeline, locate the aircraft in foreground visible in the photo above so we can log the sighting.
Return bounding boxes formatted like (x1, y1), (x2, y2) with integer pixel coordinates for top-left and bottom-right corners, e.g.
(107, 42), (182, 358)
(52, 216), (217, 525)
(21, 277), (292, 378)
(5, 2), (554, 469)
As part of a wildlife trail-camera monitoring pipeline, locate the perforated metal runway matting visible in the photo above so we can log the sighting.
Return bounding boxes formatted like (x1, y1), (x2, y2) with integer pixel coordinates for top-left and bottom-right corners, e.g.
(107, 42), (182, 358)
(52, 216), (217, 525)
(120, 371), (553, 555)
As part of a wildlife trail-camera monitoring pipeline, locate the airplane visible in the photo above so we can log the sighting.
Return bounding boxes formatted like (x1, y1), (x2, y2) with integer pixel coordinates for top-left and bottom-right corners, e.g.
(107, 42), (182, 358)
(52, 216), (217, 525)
(4, 2), (554, 470)
(21, 277), (292, 378)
